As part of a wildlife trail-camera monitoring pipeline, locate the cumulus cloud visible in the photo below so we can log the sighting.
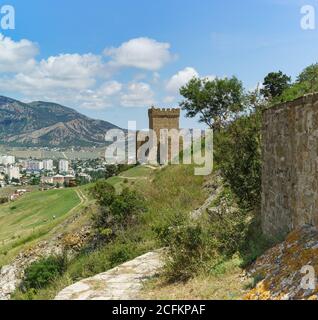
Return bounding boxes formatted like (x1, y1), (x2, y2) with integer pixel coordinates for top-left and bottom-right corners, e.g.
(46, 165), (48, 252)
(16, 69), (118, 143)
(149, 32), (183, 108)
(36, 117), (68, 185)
(0, 34), (38, 72)
(120, 82), (155, 107)
(0, 35), (175, 110)
(104, 37), (174, 71)
(166, 67), (199, 94)
(75, 81), (123, 110)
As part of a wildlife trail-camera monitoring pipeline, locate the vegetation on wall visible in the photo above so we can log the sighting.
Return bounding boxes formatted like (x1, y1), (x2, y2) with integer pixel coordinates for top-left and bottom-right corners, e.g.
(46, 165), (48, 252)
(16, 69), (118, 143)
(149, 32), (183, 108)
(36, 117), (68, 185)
(268, 64), (318, 104)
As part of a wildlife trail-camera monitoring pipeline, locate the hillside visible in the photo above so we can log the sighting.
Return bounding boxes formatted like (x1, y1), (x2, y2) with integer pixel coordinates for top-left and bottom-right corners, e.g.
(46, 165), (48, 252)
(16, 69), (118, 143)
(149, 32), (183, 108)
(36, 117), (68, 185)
(5, 163), (210, 300)
(0, 185), (93, 299)
(0, 96), (121, 147)
(0, 186), (92, 265)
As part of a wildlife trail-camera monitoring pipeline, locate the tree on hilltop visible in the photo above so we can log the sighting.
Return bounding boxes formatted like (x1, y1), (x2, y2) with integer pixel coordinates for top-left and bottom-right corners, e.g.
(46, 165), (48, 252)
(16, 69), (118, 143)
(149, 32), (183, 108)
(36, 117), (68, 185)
(179, 77), (245, 131)
(261, 71), (291, 100)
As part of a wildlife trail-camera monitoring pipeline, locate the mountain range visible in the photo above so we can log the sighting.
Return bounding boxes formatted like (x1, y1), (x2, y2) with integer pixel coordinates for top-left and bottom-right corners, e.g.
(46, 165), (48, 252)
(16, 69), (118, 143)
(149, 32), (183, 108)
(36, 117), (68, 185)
(0, 96), (122, 148)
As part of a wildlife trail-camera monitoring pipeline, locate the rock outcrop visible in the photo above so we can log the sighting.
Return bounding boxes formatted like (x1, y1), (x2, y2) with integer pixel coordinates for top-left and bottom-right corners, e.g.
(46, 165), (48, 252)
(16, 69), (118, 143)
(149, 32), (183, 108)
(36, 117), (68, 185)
(245, 226), (318, 300)
(55, 251), (163, 300)
(0, 225), (91, 300)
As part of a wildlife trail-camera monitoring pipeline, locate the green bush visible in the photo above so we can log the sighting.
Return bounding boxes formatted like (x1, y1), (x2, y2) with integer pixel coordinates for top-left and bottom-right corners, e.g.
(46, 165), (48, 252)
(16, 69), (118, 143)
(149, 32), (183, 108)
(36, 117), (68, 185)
(0, 197), (8, 204)
(91, 185), (146, 239)
(214, 111), (262, 210)
(108, 245), (135, 268)
(155, 189), (254, 282)
(22, 255), (68, 290)
(155, 212), (213, 281)
(90, 180), (116, 207)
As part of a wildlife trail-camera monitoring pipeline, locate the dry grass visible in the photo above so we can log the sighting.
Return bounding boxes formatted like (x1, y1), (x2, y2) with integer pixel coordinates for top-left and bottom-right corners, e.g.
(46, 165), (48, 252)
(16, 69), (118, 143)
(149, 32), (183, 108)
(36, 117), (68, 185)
(141, 259), (250, 300)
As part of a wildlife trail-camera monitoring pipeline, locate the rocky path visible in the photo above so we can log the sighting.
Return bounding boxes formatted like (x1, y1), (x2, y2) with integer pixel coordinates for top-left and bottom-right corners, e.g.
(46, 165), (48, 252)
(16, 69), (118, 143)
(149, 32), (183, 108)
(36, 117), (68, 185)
(55, 251), (163, 300)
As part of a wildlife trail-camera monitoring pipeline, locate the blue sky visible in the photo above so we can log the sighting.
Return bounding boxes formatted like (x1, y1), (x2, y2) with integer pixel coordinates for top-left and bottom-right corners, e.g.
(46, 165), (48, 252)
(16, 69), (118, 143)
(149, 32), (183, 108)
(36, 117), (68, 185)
(1, 0), (318, 128)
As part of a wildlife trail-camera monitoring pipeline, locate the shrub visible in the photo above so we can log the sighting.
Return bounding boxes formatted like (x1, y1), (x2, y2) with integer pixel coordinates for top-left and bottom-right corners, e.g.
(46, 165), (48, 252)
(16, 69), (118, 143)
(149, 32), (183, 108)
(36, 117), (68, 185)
(22, 255), (68, 290)
(90, 180), (115, 207)
(0, 197), (8, 204)
(155, 191), (251, 282)
(155, 212), (217, 282)
(91, 184), (146, 239)
(214, 111), (262, 210)
(110, 188), (146, 225)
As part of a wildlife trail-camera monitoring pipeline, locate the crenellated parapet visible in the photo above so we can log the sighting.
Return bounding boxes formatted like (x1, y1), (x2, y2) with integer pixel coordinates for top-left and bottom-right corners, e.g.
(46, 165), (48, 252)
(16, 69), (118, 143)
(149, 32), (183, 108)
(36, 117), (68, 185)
(148, 107), (180, 119)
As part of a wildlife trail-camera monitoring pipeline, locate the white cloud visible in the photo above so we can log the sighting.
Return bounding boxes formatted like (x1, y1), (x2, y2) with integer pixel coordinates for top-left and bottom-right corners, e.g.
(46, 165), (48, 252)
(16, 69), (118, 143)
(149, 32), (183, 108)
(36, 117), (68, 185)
(75, 81), (123, 110)
(104, 37), (174, 71)
(0, 34), (38, 72)
(97, 81), (122, 96)
(0, 35), (177, 110)
(163, 96), (176, 104)
(120, 82), (155, 107)
(0, 52), (111, 101)
(166, 67), (199, 94)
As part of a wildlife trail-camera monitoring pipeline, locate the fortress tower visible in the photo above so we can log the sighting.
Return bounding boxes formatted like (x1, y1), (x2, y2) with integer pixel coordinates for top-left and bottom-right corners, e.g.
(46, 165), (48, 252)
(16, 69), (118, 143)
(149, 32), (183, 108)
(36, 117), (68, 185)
(148, 107), (180, 136)
(136, 107), (181, 164)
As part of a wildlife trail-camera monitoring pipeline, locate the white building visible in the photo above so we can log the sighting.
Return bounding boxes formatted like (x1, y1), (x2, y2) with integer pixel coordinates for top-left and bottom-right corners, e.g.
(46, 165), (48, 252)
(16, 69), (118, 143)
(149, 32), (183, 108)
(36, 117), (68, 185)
(59, 159), (69, 173)
(0, 155), (15, 165)
(43, 159), (54, 171)
(8, 165), (20, 181)
(27, 160), (44, 171)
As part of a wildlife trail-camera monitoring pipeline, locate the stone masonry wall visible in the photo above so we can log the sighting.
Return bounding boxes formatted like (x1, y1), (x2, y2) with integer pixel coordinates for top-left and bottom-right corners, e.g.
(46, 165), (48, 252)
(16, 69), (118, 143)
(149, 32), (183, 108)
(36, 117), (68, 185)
(136, 107), (181, 164)
(262, 93), (318, 239)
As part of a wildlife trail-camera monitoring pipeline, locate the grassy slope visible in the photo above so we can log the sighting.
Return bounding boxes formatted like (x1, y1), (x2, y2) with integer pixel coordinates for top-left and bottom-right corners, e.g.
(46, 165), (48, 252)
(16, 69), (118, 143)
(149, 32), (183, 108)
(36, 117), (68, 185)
(16, 164), (209, 300)
(7, 163), (254, 300)
(0, 186), (91, 266)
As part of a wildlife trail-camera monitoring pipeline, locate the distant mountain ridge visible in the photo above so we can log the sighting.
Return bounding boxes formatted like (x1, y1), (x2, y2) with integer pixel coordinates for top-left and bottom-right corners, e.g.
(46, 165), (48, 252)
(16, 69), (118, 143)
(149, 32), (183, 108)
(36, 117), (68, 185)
(0, 96), (122, 147)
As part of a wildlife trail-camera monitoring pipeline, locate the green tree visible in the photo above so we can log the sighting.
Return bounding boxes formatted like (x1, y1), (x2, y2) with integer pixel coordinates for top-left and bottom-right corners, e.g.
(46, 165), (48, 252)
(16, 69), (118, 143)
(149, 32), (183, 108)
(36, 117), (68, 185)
(279, 63), (318, 102)
(297, 63), (318, 88)
(179, 77), (244, 130)
(261, 71), (291, 100)
(90, 180), (115, 207)
(110, 188), (146, 225)
(90, 182), (145, 238)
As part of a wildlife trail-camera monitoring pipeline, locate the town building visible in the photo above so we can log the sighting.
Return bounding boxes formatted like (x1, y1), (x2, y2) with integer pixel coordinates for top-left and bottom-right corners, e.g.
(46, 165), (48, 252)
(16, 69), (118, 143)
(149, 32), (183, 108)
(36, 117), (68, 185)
(59, 159), (69, 173)
(43, 159), (54, 171)
(7, 165), (20, 181)
(0, 155), (15, 165)
(41, 176), (54, 184)
(53, 174), (65, 185)
(26, 160), (44, 171)
(64, 175), (76, 186)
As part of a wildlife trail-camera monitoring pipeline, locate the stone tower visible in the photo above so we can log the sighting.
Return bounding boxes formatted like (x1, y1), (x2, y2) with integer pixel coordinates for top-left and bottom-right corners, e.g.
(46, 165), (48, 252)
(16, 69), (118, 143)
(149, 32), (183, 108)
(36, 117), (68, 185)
(148, 107), (180, 136)
(136, 107), (181, 163)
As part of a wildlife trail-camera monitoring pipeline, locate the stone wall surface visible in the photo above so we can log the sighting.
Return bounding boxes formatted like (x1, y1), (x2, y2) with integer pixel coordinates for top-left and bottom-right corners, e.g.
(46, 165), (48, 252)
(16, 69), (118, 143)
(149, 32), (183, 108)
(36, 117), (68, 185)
(262, 93), (318, 238)
(136, 107), (181, 164)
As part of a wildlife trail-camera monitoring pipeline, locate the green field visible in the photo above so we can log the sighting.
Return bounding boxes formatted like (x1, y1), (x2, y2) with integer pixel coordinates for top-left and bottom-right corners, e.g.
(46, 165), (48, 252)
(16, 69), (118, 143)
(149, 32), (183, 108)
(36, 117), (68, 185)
(0, 189), (81, 262)
(119, 165), (154, 178)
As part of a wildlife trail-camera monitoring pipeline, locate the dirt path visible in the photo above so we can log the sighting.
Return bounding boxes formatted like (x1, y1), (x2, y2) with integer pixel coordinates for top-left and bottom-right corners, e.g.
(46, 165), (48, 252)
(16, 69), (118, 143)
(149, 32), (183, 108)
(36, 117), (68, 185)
(55, 251), (163, 300)
(118, 176), (148, 180)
